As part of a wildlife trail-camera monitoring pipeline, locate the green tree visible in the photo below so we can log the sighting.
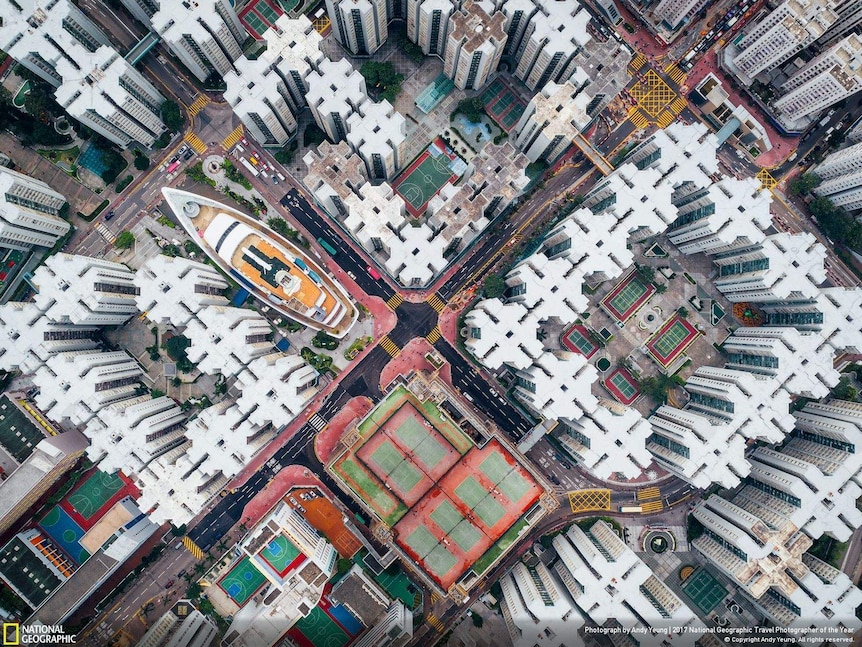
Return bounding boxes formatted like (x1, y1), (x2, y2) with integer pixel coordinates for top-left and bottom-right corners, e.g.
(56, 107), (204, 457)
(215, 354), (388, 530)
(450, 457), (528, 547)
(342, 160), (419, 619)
(789, 172), (821, 195)
(636, 264), (656, 284)
(638, 374), (682, 403)
(133, 153), (150, 170)
(161, 100), (183, 132)
(833, 376), (859, 402)
(454, 97), (485, 122)
(359, 61), (404, 103)
(483, 274), (506, 299)
(114, 230), (135, 249)
(303, 124), (327, 147)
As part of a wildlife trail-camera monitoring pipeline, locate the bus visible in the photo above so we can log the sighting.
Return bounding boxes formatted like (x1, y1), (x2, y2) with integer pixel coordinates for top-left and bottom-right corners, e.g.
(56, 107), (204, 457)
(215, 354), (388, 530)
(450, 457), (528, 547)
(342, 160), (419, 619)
(620, 506), (643, 513)
(317, 237), (337, 256)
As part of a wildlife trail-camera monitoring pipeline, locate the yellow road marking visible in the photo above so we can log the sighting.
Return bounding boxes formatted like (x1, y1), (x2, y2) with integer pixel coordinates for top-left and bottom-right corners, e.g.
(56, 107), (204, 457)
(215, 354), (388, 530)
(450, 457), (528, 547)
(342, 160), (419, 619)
(568, 489), (612, 513)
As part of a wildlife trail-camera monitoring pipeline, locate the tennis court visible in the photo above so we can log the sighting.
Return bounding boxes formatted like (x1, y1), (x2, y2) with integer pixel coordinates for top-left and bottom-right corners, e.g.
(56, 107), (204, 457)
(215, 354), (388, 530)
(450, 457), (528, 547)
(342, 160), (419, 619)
(481, 78), (528, 133)
(456, 476), (506, 527)
(601, 272), (656, 322)
(646, 314), (700, 368)
(370, 441), (424, 493)
(393, 416), (449, 469)
(259, 534), (303, 577)
(292, 605), (350, 647)
(219, 557), (267, 606)
(405, 526), (459, 579)
(561, 324), (599, 358)
(415, 73), (455, 114)
(238, 0), (283, 39)
(67, 470), (125, 520)
(39, 506), (89, 564)
(392, 139), (461, 217)
(682, 567), (727, 614)
(604, 367), (640, 405)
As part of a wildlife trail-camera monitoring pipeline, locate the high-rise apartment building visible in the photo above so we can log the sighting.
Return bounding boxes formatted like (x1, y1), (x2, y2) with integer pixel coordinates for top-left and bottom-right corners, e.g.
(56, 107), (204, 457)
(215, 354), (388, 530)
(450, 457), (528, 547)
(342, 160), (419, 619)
(32, 254), (140, 326)
(325, 0), (389, 55)
(443, 0), (507, 90)
(0, 0), (167, 148)
(513, 2), (590, 91)
(513, 81), (591, 163)
(346, 100), (406, 180)
(407, 0), (454, 56)
(500, 0), (538, 56)
(819, 0), (862, 44)
(726, 0), (839, 83)
(774, 34), (862, 125)
(812, 139), (862, 212)
(0, 169), (69, 252)
(151, 0), (246, 83)
(305, 58), (368, 142)
(225, 17), (324, 146)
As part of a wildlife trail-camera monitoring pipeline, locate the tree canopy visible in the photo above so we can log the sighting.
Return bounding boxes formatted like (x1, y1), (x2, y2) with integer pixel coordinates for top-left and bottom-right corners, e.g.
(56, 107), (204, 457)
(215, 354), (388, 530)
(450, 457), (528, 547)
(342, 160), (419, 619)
(161, 100), (183, 132)
(114, 231), (135, 249)
(359, 62), (404, 103)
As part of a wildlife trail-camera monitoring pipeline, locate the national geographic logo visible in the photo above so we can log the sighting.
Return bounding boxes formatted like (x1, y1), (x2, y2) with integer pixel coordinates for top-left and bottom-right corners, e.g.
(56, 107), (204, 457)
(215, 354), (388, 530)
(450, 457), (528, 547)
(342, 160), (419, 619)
(2, 624), (75, 644)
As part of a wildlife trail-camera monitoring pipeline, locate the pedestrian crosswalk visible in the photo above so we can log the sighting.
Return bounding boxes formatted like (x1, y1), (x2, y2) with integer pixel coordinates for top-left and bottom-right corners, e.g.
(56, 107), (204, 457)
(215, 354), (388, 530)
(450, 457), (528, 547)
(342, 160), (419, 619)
(185, 132), (207, 155)
(641, 499), (664, 513)
(426, 293), (446, 313)
(425, 326), (442, 344)
(629, 52), (648, 75)
(94, 222), (116, 244)
(308, 413), (327, 431)
(637, 486), (661, 501)
(664, 63), (686, 85)
(656, 110), (676, 128)
(627, 107), (649, 129)
(182, 536), (204, 559)
(426, 613), (445, 632)
(222, 124), (244, 150)
(379, 335), (401, 358)
(188, 95), (209, 116)
(670, 96), (688, 114)
(386, 293), (404, 310)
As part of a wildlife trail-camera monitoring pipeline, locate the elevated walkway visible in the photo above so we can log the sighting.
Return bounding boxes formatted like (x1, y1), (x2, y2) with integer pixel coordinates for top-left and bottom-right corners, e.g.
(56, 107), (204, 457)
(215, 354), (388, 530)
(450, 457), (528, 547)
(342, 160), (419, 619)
(125, 32), (160, 65)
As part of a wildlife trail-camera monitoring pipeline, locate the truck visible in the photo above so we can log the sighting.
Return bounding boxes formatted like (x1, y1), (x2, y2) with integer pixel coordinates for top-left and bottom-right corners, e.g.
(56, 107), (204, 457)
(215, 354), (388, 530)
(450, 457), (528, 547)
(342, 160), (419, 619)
(239, 156), (260, 177)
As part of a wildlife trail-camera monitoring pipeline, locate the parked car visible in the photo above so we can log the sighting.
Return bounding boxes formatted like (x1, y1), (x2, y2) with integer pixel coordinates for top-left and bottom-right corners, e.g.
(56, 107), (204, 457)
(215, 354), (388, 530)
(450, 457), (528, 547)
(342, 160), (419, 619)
(105, 210), (115, 221)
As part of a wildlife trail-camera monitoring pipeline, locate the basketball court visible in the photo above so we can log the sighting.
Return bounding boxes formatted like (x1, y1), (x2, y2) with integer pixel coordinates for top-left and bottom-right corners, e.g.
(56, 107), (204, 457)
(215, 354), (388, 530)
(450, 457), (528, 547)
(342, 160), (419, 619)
(604, 367), (640, 405)
(289, 605), (350, 647)
(646, 314), (700, 369)
(561, 324), (599, 358)
(218, 557), (267, 607)
(682, 567), (727, 614)
(39, 505), (90, 565)
(392, 139), (464, 217)
(601, 272), (656, 322)
(66, 470), (126, 522)
(238, 0), (283, 39)
(259, 534), (304, 578)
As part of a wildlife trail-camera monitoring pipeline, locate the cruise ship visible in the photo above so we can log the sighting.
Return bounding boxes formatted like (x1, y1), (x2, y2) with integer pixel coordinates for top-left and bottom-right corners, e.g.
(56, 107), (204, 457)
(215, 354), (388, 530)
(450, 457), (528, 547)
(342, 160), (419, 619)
(162, 188), (358, 338)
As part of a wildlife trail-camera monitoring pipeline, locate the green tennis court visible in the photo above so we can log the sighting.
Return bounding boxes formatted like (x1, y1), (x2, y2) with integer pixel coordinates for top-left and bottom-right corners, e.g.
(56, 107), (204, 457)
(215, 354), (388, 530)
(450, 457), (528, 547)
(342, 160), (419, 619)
(430, 500), (463, 533)
(610, 371), (637, 398)
(646, 315), (700, 367)
(68, 471), (125, 520)
(682, 568), (727, 614)
(474, 496), (506, 527)
(498, 471), (531, 502)
(293, 605), (350, 647)
(652, 320), (691, 357)
(219, 557), (267, 606)
(449, 520), (483, 552)
(602, 273), (654, 322)
(425, 544), (458, 578)
(405, 525), (438, 558)
(479, 452), (512, 484)
(259, 534), (301, 576)
(455, 476), (487, 509)
(562, 324), (599, 358)
(394, 416), (449, 468)
(256, 0), (280, 21)
(370, 441), (423, 493)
